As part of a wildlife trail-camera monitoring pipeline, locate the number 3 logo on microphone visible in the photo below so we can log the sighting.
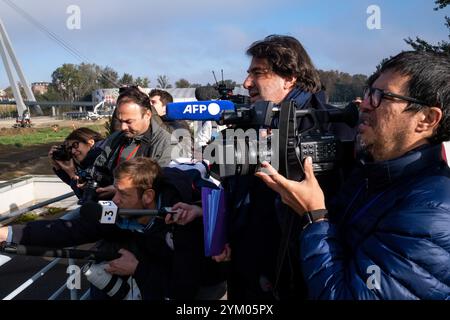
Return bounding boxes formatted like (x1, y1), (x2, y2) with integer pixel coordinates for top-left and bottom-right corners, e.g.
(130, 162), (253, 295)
(99, 201), (118, 224)
(104, 211), (114, 221)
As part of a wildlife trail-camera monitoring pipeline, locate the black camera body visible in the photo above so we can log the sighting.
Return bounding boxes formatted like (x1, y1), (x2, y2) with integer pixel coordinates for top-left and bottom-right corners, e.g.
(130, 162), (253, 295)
(77, 167), (112, 204)
(277, 100), (358, 181)
(206, 100), (358, 181)
(52, 145), (71, 161)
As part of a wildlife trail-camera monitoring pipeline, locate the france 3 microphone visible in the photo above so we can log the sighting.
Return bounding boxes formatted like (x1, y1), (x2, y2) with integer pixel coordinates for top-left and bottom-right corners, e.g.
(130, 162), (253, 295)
(92, 201), (176, 224)
(166, 100), (235, 121)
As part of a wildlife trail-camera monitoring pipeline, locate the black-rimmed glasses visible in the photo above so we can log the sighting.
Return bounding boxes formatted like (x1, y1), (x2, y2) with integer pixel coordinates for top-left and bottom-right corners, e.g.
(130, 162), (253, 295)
(363, 86), (428, 109)
(66, 141), (80, 152)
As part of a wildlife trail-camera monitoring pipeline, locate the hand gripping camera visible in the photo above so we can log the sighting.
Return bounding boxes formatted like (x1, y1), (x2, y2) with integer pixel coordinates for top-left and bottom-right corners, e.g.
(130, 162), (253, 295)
(76, 166), (113, 205)
(52, 145), (71, 161)
(82, 262), (140, 300)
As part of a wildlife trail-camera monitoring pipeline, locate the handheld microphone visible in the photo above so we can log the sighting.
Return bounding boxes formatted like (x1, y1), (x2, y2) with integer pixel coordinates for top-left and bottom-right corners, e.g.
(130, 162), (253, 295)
(166, 100), (235, 121)
(80, 202), (176, 224)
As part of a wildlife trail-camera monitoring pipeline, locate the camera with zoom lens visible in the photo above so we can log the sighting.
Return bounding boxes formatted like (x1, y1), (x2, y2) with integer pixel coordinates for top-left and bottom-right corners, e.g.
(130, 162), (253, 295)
(82, 262), (140, 300)
(52, 145), (71, 161)
(205, 99), (359, 181)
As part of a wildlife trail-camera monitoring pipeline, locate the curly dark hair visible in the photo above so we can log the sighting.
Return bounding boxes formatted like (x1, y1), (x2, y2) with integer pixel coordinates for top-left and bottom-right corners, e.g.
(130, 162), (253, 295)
(246, 34), (322, 93)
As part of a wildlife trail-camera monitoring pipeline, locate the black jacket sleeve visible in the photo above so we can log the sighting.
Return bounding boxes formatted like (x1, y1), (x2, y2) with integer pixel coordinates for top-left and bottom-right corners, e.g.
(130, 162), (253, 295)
(53, 168), (83, 199)
(10, 216), (130, 248)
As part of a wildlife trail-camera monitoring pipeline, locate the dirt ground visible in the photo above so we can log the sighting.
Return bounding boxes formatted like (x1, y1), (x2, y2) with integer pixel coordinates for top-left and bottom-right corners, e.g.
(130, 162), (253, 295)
(0, 119), (108, 181)
(0, 142), (55, 180)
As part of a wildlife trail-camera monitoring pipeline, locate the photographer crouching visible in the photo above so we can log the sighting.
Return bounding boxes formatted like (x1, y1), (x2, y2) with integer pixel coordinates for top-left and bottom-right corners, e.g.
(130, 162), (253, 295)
(0, 157), (224, 300)
(48, 127), (106, 207)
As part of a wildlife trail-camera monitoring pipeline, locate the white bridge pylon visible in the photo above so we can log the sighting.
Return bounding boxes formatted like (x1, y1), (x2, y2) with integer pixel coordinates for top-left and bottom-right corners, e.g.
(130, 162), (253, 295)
(0, 17), (42, 115)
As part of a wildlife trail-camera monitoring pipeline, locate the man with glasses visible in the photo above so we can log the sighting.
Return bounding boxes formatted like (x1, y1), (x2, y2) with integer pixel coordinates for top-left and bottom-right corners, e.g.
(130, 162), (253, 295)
(256, 51), (450, 299)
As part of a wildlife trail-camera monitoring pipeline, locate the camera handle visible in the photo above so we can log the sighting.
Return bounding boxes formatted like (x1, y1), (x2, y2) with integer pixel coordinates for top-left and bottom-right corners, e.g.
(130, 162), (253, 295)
(278, 101), (304, 181)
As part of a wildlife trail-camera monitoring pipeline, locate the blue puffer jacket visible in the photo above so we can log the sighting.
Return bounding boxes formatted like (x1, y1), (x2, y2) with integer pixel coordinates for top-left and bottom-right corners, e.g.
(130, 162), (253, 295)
(300, 143), (450, 300)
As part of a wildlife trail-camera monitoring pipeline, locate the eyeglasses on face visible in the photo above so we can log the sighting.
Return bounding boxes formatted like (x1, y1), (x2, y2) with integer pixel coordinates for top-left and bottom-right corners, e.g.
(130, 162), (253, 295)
(66, 141), (80, 152)
(363, 86), (428, 109)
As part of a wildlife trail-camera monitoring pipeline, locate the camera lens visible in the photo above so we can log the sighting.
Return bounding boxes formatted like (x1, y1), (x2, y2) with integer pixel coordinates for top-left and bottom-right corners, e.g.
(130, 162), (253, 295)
(82, 262), (131, 300)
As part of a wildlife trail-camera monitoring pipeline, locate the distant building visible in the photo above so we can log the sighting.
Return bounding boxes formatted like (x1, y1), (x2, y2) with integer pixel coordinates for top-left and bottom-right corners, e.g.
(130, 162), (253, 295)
(160, 87), (248, 102)
(31, 82), (50, 95)
(92, 88), (120, 106)
(0, 89), (6, 99)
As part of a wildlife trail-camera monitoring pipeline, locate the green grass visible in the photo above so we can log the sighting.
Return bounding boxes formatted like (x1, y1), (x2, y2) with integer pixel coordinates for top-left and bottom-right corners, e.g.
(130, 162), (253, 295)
(12, 212), (39, 224)
(0, 124), (107, 147)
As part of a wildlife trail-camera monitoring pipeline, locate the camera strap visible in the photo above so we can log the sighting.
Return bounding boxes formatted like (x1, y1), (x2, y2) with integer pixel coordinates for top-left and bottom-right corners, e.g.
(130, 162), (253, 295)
(272, 203), (293, 300)
(272, 202), (302, 301)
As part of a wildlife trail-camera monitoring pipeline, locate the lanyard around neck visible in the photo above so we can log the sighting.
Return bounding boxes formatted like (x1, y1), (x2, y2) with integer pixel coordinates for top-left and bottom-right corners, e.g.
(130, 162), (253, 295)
(116, 144), (141, 166)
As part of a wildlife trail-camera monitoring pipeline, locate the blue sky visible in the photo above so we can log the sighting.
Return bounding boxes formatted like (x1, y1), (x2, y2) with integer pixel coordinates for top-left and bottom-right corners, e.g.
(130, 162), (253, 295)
(0, 0), (448, 89)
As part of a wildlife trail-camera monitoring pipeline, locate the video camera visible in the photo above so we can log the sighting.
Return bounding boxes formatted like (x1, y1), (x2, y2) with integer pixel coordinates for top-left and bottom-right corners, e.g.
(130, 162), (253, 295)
(165, 69), (358, 180)
(167, 96), (358, 181)
(215, 100), (358, 180)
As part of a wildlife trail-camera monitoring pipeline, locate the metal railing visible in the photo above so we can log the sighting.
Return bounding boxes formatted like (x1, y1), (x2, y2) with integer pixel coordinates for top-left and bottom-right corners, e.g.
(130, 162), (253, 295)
(0, 192), (75, 224)
(0, 193), (91, 300)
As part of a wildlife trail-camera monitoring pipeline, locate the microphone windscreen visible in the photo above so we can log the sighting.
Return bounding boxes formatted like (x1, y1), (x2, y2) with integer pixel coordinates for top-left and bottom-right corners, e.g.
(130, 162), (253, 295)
(344, 102), (360, 128)
(195, 86), (220, 101)
(80, 202), (103, 222)
(166, 100), (235, 121)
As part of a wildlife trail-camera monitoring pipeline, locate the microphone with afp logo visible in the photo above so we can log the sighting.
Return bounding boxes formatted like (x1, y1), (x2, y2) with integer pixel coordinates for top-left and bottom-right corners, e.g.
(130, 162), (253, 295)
(166, 100), (235, 121)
